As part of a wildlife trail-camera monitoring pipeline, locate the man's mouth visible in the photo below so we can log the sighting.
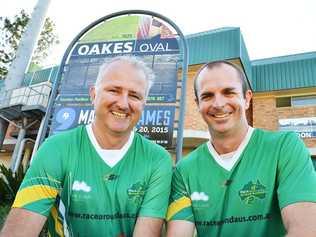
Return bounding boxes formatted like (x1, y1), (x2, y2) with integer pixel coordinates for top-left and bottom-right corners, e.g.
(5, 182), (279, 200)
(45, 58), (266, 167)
(112, 111), (127, 118)
(211, 112), (232, 118)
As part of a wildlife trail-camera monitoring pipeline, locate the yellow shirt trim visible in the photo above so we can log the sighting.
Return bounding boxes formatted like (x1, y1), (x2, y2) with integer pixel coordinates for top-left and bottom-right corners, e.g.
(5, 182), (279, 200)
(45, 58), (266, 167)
(51, 206), (64, 237)
(167, 196), (191, 221)
(12, 185), (59, 208)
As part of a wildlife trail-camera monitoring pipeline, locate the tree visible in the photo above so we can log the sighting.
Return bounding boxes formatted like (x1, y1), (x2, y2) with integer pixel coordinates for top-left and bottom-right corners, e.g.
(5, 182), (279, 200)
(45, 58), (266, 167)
(0, 9), (59, 79)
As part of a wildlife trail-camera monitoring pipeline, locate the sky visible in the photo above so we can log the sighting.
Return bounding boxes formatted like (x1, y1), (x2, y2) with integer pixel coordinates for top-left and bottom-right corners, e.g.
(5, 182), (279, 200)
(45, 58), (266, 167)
(1, 0), (316, 67)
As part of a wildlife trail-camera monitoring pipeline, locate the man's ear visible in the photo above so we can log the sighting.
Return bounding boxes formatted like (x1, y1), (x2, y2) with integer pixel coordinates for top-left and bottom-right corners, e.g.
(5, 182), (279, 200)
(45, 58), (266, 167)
(244, 89), (253, 109)
(89, 86), (96, 104)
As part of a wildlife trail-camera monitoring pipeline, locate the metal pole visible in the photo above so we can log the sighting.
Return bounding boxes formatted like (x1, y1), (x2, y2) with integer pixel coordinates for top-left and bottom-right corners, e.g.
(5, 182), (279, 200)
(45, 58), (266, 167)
(4, 0), (51, 90)
(10, 117), (27, 171)
(30, 116), (46, 163)
(175, 52), (188, 163)
(13, 138), (35, 172)
(0, 118), (9, 149)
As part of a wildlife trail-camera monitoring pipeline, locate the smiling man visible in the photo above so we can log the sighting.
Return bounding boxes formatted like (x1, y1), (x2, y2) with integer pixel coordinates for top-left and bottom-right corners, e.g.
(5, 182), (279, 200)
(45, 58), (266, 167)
(1, 56), (173, 237)
(166, 61), (316, 237)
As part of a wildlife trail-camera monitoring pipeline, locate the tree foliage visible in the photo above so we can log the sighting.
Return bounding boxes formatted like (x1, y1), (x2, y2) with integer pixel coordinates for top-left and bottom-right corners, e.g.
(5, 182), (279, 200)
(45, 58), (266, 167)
(0, 164), (27, 230)
(0, 163), (26, 205)
(0, 9), (59, 79)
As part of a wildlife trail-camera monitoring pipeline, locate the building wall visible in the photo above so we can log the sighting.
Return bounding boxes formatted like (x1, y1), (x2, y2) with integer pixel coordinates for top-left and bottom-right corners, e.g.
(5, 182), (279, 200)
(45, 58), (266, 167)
(0, 153), (12, 167)
(253, 92), (316, 150)
(253, 96), (278, 130)
(183, 64), (208, 132)
(0, 123), (17, 167)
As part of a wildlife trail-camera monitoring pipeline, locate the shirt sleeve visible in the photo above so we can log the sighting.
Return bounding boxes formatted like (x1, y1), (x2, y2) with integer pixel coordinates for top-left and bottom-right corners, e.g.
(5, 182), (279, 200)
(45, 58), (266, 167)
(277, 132), (316, 209)
(137, 150), (173, 219)
(167, 165), (194, 222)
(12, 136), (65, 217)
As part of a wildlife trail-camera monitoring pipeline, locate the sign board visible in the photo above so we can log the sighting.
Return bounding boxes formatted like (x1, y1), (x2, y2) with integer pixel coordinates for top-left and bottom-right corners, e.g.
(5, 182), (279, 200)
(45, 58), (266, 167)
(279, 117), (316, 138)
(42, 10), (188, 155)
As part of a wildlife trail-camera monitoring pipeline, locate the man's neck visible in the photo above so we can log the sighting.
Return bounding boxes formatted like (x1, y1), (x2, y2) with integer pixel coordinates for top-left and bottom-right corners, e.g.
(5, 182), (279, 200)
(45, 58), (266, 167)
(91, 122), (130, 149)
(210, 124), (249, 155)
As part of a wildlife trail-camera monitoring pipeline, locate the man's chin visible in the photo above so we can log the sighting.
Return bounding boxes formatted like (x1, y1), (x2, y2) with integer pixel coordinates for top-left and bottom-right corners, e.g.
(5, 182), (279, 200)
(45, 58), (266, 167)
(209, 125), (232, 136)
(109, 127), (132, 135)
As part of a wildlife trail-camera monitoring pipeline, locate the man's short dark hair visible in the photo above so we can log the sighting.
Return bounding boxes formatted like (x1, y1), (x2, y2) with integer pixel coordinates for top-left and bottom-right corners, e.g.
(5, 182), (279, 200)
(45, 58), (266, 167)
(194, 60), (251, 101)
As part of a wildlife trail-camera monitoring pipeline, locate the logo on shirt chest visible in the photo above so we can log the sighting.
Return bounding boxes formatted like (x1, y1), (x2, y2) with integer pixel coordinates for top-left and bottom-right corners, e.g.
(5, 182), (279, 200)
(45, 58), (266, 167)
(72, 180), (91, 192)
(71, 180), (92, 201)
(191, 192), (209, 202)
(127, 181), (146, 205)
(103, 173), (119, 181)
(238, 180), (266, 204)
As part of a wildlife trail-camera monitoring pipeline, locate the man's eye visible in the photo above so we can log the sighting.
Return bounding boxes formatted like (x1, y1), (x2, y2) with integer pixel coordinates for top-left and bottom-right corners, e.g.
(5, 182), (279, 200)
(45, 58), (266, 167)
(225, 91), (236, 96)
(108, 89), (117, 93)
(130, 94), (141, 100)
(200, 95), (212, 101)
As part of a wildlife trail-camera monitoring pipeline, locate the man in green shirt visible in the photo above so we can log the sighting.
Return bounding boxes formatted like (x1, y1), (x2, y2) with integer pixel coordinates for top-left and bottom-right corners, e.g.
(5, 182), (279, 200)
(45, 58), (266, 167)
(1, 56), (172, 237)
(167, 61), (316, 236)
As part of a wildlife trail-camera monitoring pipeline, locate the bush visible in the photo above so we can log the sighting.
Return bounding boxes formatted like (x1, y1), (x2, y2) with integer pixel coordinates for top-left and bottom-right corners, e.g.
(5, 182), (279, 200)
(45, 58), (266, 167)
(0, 164), (26, 230)
(0, 164), (48, 236)
(0, 164), (25, 205)
(0, 204), (10, 229)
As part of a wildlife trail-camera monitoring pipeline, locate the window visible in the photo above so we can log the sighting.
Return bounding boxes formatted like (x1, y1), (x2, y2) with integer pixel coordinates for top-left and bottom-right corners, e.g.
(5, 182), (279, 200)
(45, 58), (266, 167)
(292, 95), (316, 107)
(276, 95), (316, 108)
(276, 97), (291, 107)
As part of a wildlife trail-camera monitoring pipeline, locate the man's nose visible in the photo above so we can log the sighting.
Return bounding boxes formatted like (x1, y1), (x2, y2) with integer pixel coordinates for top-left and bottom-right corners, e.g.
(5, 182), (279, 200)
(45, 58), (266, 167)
(116, 93), (129, 109)
(212, 94), (226, 108)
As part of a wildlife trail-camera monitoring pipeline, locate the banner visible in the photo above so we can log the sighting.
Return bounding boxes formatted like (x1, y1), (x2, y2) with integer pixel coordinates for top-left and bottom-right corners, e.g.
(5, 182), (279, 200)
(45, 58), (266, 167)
(51, 103), (175, 147)
(279, 117), (316, 138)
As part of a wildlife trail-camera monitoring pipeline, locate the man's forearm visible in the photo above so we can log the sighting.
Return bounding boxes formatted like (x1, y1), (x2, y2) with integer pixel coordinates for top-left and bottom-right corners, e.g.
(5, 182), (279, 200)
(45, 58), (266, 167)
(167, 220), (195, 237)
(0, 208), (47, 237)
(282, 202), (316, 237)
(133, 217), (163, 237)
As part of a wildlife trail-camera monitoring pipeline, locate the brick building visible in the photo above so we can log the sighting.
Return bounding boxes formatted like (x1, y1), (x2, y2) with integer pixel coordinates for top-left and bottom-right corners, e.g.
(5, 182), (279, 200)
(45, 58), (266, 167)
(1, 27), (315, 168)
(182, 28), (316, 168)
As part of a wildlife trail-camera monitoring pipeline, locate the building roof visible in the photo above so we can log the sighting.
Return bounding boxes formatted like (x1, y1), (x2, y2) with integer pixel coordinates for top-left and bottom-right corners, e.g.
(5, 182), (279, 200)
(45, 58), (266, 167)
(186, 27), (253, 87)
(2, 28), (316, 93)
(252, 52), (316, 92)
